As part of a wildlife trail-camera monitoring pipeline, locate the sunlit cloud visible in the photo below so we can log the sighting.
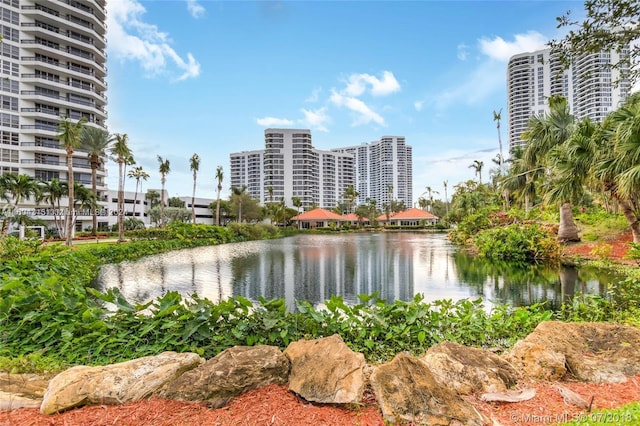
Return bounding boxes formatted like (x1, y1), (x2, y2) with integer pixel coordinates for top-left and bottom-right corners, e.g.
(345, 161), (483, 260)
(344, 71), (401, 97)
(107, 0), (201, 81)
(330, 90), (385, 126)
(186, 0), (206, 18)
(300, 107), (330, 132)
(479, 31), (548, 62)
(256, 117), (295, 127)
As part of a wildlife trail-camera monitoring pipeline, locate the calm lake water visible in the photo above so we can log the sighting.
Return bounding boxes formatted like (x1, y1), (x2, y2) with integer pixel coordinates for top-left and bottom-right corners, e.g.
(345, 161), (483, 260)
(95, 232), (618, 310)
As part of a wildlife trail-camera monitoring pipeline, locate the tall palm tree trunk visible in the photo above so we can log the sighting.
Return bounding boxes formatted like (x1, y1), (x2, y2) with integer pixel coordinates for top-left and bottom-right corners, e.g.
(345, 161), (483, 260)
(618, 198), (640, 243)
(558, 202), (580, 242)
(216, 197), (221, 226)
(91, 163), (98, 235)
(66, 151), (75, 246)
(118, 161), (125, 242)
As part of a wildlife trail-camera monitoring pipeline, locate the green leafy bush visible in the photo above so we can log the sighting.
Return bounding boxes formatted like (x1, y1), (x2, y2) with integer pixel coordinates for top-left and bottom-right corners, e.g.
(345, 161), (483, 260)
(473, 223), (560, 262)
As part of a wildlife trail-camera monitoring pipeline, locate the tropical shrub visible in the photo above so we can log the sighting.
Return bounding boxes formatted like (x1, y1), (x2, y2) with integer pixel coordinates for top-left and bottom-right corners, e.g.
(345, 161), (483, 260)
(473, 223), (560, 262)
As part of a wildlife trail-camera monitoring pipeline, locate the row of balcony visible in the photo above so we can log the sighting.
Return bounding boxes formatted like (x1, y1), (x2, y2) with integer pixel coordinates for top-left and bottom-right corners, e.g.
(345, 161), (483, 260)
(20, 158), (105, 171)
(20, 55), (106, 81)
(21, 73), (106, 98)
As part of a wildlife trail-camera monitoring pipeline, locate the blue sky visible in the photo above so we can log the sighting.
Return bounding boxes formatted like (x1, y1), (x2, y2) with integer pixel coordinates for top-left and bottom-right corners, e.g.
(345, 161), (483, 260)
(104, 0), (581, 203)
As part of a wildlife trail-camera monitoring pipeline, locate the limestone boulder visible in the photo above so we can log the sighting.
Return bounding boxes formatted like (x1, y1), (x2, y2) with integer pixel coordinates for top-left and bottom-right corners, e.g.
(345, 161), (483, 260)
(40, 351), (203, 415)
(504, 321), (640, 383)
(0, 373), (50, 412)
(157, 345), (289, 408)
(421, 341), (519, 394)
(370, 352), (485, 425)
(503, 340), (567, 380)
(284, 334), (365, 404)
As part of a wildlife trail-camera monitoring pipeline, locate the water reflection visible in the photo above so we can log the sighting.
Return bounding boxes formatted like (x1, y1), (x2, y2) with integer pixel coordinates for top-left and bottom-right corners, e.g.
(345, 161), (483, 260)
(95, 233), (617, 310)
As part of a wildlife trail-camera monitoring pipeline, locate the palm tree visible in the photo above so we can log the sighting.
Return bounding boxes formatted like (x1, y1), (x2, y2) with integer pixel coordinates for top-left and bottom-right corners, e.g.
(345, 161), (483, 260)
(595, 92), (640, 242)
(443, 180), (449, 217)
(73, 182), (96, 216)
(493, 109), (504, 170)
(499, 147), (537, 213)
(80, 126), (112, 235)
(423, 186), (439, 212)
(521, 95), (578, 241)
(231, 185), (246, 222)
(111, 134), (132, 242)
(215, 165), (223, 226)
(469, 160), (484, 184)
(343, 184), (359, 214)
(292, 196), (302, 228)
(41, 178), (68, 238)
(417, 197), (428, 210)
(189, 153), (200, 224)
(157, 155), (171, 226)
(0, 174), (40, 237)
(146, 189), (160, 209)
(545, 118), (597, 242)
(128, 166), (149, 218)
(57, 116), (87, 246)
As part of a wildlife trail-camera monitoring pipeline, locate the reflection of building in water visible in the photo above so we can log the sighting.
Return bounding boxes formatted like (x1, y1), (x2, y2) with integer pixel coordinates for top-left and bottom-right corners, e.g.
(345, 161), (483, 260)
(226, 234), (415, 308)
(95, 234), (614, 312)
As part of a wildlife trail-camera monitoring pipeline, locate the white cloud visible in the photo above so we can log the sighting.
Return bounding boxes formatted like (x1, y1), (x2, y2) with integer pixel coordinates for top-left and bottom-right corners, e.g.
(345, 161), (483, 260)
(186, 0), (206, 18)
(419, 31), (548, 111)
(457, 43), (469, 61)
(305, 87), (322, 103)
(414, 101), (424, 111)
(330, 90), (385, 126)
(479, 31), (548, 62)
(107, 0), (201, 81)
(328, 71), (398, 127)
(256, 117), (295, 127)
(344, 71), (401, 97)
(300, 108), (330, 132)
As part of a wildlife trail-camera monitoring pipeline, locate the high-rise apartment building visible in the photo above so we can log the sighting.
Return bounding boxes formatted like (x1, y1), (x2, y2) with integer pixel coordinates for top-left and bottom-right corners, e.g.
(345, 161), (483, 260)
(334, 136), (413, 210)
(507, 47), (630, 151)
(230, 130), (412, 211)
(0, 0), (108, 231)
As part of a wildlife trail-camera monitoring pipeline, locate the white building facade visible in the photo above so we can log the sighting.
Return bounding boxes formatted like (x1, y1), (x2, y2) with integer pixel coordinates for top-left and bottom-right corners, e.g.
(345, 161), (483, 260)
(507, 47), (630, 151)
(229, 130), (412, 211)
(334, 136), (413, 210)
(0, 0), (108, 232)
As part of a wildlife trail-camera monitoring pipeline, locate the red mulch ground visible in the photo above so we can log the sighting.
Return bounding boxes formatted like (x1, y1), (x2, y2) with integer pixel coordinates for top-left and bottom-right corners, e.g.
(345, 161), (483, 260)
(562, 231), (635, 264)
(3, 233), (639, 425)
(2, 377), (640, 425)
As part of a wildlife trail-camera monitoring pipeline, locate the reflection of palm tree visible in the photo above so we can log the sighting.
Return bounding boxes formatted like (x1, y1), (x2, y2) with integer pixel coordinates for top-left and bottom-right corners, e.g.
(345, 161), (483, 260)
(559, 266), (578, 303)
